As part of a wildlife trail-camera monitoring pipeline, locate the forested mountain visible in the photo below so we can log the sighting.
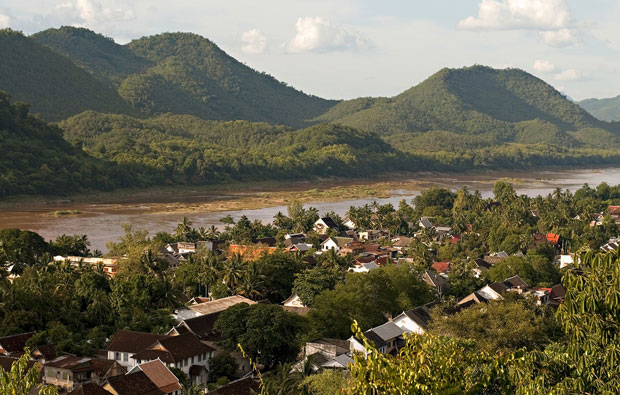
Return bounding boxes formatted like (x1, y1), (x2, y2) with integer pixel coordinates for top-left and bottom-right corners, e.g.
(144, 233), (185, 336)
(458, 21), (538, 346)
(0, 92), (128, 196)
(316, 66), (619, 147)
(577, 95), (620, 122)
(0, 29), (132, 121)
(29, 27), (337, 127)
(32, 27), (153, 87)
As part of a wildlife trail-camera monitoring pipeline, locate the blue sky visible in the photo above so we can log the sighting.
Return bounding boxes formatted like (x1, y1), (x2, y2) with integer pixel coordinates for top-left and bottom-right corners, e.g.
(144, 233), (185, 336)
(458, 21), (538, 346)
(2, 0), (620, 100)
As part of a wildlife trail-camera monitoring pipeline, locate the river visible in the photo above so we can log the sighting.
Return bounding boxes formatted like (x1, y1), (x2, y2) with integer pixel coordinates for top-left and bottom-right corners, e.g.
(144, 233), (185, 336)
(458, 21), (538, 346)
(1, 167), (619, 252)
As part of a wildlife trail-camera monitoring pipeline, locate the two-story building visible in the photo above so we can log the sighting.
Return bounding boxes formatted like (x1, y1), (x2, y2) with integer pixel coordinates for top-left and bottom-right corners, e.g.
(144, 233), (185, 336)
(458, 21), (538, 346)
(106, 330), (171, 370)
(43, 356), (124, 392)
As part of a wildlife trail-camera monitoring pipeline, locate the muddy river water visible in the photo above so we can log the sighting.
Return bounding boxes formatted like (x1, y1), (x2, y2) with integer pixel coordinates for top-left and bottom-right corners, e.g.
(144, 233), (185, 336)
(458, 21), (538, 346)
(1, 167), (620, 251)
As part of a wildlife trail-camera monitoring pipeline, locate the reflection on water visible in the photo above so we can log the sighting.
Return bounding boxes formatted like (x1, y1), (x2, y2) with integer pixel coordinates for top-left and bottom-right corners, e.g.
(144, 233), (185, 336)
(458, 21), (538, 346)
(1, 167), (620, 251)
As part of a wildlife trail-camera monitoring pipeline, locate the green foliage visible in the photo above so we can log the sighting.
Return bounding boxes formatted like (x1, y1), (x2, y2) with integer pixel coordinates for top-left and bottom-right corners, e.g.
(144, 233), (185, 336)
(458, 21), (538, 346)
(0, 228), (49, 274)
(487, 255), (561, 287)
(292, 266), (343, 306)
(300, 369), (348, 394)
(215, 303), (306, 368)
(429, 299), (559, 354)
(208, 352), (238, 382)
(0, 349), (58, 395)
(308, 264), (434, 338)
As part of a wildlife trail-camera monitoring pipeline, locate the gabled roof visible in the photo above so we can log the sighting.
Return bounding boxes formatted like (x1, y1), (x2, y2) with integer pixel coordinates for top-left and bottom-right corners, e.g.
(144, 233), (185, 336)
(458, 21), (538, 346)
(106, 331), (171, 354)
(368, 321), (404, 342)
(208, 376), (261, 395)
(317, 217), (338, 229)
(431, 261), (451, 274)
(503, 275), (528, 289)
(401, 303), (436, 330)
(473, 258), (492, 270)
(0, 356), (35, 373)
(105, 371), (164, 395)
(187, 295), (256, 316)
(321, 237), (354, 248)
(457, 291), (489, 307)
(0, 332), (34, 355)
(32, 344), (56, 360)
(423, 270), (448, 287)
(132, 333), (214, 364)
(178, 313), (220, 340)
(488, 282), (509, 295)
(68, 383), (113, 395)
(419, 217), (434, 228)
(134, 359), (181, 393)
(307, 338), (350, 356)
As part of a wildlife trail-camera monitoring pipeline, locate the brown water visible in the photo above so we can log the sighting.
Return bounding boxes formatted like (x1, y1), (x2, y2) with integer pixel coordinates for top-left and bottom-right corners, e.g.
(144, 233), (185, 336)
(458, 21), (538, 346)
(1, 167), (619, 252)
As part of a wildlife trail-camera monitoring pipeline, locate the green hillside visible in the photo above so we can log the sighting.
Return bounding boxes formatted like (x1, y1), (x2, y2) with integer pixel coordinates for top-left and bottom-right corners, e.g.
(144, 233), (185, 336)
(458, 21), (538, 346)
(317, 66), (616, 142)
(58, 112), (406, 186)
(0, 92), (129, 196)
(32, 26), (152, 86)
(577, 95), (620, 122)
(0, 29), (132, 121)
(29, 27), (337, 127)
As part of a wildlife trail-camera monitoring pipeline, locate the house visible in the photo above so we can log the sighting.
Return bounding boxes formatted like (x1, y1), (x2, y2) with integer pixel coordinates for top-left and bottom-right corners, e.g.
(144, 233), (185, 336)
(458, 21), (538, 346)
(431, 261), (451, 276)
(285, 243), (313, 253)
(457, 275), (529, 309)
(313, 217), (339, 235)
(393, 302), (436, 335)
(435, 226), (453, 240)
(349, 321), (405, 356)
(53, 256), (121, 278)
(559, 254), (575, 268)
(283, 294), (306, 308)
(349, 261), (380, 273)
(0, 332), (34, 357)
(208, 376), (261, 395)
(173, 295), (257, 321)
(472, 258), (493, 278)
(343, 219), (357, 230)
(503, 275), (528, 291)
(0, 355), (36, 374)
(358, 230), (387, 242)
(601, 237), (620, 252)
(609, 206), (620, 224)
(127, 359), (182, 395)
(419, 217), (434, 229)
(103, 371), (164, 395)
(43, 356), (125, 392)
(294, 338), (353, 372)
(106, 331), (171, 369)
(320, 237), (353, 254)
(32, 344), (57, 363)
(391, 236), (414, 251)
(548, 284), (567, 307)
(68, 382), (113, 395)
(422, 270), (448, 296)
(131, 333), (215, 386)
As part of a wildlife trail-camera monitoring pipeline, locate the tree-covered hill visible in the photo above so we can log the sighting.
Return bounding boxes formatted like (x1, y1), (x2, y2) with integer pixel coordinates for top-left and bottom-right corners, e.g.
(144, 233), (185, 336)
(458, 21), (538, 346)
(316, 66), (619, 141)
(0, 29), (133, 121)
(577, 95), (620, 122)
(29, 27), (338, 127)
(31, 26), (153, 87)
(0, 92), (129, 196)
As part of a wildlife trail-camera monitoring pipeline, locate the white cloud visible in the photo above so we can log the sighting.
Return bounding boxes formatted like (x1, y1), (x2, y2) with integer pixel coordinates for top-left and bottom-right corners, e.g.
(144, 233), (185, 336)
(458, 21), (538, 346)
(241, 28), (266, 54)
(0, 13), (11, 28)
(459, 0), (578, 47)
(42, 0), (134, 28)
(540, 28), (576, 47)
(533, 59), (556, 73)
(459, 0), (571, 30)
(285, 16), (370, 53)
(554, 69), (581, 81)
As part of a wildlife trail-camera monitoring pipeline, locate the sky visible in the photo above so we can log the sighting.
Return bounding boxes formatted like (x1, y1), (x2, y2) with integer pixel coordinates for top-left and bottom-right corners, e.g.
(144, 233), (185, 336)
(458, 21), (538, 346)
(1, 0), (620, 101)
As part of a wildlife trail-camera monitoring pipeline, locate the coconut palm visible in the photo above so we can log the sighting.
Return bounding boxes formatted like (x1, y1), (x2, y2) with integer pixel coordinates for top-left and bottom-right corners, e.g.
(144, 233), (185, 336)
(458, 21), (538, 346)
(221, 254), (245, 289)
(235, 261), (264, 300)
(175, 217), (193, 241)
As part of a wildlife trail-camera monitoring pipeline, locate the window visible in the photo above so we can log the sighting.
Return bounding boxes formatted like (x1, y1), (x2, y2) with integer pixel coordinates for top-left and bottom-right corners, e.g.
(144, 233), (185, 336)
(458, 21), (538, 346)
(115, 352), (120, 360)
(198, 354), (201, 362)
(123, 353), (128, 362)
(191, 356), (194, 364)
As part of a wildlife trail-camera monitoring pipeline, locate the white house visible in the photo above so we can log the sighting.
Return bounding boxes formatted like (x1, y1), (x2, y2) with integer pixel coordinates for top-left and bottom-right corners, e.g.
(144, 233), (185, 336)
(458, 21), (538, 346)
(283, 294), (306, 308)
(106, 330), (171, 369)
(320, 237), (353, 254)
(393, 303), (435, 335)
(313, 217), (339, 235)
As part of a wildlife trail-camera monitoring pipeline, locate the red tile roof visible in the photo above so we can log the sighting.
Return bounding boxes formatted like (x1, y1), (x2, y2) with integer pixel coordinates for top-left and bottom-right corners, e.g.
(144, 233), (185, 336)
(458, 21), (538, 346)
(137, 360), (181, 393)
(432, 261), (451, 274)
(68, 383), (113, 395)
(132, 333), (214, 364)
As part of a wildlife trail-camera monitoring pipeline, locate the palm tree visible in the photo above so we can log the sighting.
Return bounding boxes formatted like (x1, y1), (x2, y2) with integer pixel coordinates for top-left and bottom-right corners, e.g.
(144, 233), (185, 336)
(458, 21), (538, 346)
(175, 217), (193, 241)
(206, 225), (221, 240)
(198, 255), (221, 297)
(235, 261), (264, 300)
(263, 363), (305, 395)
(221, 254), (244, 290)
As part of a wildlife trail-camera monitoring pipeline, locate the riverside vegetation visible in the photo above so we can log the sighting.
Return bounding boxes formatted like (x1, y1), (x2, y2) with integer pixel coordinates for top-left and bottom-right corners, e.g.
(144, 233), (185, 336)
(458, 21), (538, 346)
(0, 182), (619, 393)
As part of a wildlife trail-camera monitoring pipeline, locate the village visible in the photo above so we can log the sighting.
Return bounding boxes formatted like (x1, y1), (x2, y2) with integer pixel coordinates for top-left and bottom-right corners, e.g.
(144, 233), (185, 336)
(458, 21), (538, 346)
(1, 183), (620, 394)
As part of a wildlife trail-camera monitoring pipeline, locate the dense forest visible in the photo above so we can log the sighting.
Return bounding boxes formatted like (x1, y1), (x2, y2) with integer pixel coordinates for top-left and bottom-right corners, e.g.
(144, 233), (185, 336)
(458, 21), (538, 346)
(2, 27), (620, 197)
